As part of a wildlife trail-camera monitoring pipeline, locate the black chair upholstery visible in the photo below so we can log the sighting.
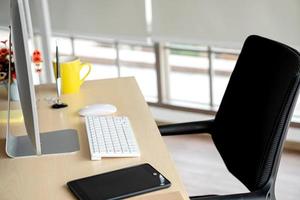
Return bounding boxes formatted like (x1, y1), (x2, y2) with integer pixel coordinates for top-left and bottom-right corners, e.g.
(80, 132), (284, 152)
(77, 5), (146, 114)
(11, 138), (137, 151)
(159, 35), (300, 200)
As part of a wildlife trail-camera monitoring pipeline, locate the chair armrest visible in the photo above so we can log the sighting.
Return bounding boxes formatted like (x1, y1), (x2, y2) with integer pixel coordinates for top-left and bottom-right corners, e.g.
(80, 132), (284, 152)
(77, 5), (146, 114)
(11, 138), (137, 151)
(158, 119), (214, 136)
(190, 191), (267, 200)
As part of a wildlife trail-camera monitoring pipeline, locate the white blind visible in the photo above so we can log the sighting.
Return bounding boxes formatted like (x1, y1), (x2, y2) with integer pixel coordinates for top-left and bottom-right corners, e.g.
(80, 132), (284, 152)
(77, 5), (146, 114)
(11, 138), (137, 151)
(46, 0), (148, 41)
(152, 0), (300, 49)
(0, 1), (10, 28)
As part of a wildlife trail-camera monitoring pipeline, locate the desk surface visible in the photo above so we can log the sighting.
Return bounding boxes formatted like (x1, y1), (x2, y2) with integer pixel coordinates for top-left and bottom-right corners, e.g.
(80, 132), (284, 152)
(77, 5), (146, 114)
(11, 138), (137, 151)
(0, 77), (188, 200)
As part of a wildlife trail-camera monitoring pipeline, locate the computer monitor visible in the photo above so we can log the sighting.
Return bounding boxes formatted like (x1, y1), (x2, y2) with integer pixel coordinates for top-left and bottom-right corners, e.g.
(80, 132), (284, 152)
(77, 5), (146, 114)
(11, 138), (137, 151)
(6, 0), (79, 158)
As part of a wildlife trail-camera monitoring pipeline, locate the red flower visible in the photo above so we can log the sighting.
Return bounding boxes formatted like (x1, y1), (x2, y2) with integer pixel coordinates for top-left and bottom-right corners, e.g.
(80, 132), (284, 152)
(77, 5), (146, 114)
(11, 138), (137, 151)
(0, 39), (15, 81)
(11, 72), (16, 80)
(0, 48), (9, 57)
(0, 57), (6, 63)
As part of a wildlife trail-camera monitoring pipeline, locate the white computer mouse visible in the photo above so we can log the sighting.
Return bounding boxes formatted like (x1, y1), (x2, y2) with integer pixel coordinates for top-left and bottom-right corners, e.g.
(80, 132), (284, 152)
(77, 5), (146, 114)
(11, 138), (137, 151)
(79, 104), (117, 116)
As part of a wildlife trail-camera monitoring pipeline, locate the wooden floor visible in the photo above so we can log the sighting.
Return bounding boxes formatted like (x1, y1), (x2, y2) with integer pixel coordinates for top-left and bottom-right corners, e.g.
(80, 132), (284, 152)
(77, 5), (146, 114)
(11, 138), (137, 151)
(163, 135), (300, 200)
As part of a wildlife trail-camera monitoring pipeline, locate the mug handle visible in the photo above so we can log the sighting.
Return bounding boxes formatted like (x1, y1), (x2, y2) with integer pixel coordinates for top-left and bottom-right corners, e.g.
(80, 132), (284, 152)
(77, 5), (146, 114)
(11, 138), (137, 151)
(79, 63), (92, 85)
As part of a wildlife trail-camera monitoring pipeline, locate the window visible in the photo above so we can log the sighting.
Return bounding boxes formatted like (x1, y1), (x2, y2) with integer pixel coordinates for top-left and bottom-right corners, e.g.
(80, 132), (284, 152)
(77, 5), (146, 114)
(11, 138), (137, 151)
(57, 37), (158, 101)
(212, 49), (238, 106)
(51, 36), (73, 56)
(45, 34), (300, 124)
(3, 22), (300, 125)
(293, 100), (300, 122)
(0, 29), (9, 39)
(166, 44), (210, 109)
(119, 43), (157, 102)
(74, 38), (118, 80)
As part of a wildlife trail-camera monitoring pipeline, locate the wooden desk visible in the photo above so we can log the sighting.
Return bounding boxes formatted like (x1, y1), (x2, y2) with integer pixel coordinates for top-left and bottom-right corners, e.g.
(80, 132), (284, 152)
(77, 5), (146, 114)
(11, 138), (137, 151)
(0, 77), (188, 200)
(132, 191), (185, 200)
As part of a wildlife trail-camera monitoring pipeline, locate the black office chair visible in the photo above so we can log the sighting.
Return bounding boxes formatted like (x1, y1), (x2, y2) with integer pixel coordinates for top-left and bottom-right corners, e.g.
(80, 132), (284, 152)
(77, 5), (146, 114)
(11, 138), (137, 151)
(159, 35), (300, 200)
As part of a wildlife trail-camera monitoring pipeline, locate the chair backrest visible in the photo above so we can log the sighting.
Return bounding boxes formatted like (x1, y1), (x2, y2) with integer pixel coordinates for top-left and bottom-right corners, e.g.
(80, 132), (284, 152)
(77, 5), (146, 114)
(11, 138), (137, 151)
(213, 35), (300, 191)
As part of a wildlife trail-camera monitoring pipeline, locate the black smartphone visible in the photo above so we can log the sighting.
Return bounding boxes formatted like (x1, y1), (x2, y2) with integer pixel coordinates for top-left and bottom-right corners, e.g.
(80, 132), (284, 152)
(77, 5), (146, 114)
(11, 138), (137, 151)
(67, 163), (171, 200)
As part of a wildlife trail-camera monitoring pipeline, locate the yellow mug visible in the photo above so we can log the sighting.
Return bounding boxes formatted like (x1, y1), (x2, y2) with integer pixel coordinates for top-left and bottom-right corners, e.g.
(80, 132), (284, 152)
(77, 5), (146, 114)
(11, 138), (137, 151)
(53, 56), (92, 94)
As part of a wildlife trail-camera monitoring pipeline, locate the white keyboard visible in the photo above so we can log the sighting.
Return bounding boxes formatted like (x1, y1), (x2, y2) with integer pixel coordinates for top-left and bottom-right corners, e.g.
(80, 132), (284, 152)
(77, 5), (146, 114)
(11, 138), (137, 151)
(85, 116), (140, 160)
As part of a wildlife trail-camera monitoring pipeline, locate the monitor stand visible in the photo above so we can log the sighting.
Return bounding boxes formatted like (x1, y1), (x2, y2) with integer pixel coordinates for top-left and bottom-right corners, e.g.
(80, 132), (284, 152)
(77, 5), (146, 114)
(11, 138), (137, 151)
(6, 129), (80, 158)
(5, 83), (80, 158)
